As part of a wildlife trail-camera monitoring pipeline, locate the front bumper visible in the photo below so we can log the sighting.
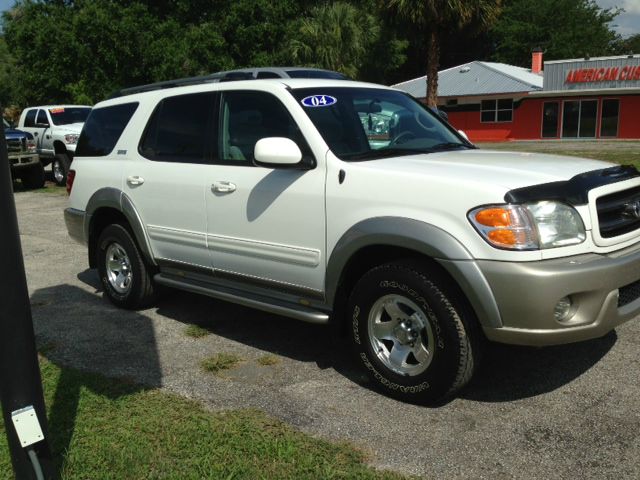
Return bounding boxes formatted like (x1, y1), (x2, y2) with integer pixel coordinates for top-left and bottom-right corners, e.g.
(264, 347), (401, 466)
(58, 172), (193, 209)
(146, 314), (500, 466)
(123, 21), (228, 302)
(9, 153), (40, 169)
(477, 242), (640, 346)
(64, 208), (86, 245)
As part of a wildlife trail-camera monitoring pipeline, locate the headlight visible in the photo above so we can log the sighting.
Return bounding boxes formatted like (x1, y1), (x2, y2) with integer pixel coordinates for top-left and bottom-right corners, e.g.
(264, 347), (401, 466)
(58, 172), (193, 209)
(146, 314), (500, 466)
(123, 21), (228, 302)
(26, 138), (37, 153)
(469, 201), (585, 250)
(64, 134), (79, 144)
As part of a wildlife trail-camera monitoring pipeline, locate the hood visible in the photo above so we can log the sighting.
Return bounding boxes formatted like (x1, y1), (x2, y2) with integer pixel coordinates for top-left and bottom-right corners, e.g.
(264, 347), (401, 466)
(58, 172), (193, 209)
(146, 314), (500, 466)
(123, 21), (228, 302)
(360, 149), (612, 191)
(56, 122), (85, 134)
(4, 128), (33, 140)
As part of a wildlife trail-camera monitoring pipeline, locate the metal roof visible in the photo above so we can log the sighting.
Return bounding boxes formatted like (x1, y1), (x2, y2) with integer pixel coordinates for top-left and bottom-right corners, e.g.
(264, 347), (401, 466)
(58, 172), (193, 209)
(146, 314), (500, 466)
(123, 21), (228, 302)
(392, 61), (543, 98)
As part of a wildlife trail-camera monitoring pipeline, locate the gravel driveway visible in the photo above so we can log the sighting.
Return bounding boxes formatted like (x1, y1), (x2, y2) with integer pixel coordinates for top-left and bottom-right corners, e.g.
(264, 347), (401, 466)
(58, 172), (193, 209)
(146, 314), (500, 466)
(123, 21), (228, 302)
(17, 190), (640, 479)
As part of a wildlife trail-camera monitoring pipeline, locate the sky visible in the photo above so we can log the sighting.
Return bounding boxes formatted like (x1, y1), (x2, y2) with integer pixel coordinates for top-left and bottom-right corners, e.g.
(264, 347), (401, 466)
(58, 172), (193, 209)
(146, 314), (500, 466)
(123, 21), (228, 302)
(596, 0), (640, 37)
(0, 0), (638, 37)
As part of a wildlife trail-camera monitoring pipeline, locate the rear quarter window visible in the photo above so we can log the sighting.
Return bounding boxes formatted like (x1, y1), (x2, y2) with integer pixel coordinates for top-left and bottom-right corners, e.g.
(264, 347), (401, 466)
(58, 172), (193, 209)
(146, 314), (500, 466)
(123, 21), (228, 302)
(75, 103), (138, 157)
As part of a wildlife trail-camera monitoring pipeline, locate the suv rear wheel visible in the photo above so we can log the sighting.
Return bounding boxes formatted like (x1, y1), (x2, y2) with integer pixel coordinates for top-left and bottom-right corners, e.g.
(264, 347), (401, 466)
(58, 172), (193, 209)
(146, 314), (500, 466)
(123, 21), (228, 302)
(347, 261), (480, 404)
(97, 224), (156, 309)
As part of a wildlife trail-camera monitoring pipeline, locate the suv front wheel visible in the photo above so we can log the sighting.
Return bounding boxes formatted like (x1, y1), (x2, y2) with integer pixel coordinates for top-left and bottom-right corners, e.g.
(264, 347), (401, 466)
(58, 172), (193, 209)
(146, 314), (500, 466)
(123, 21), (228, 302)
(347, 262), (480, 404)
(97, 224), (156, 309)
(52, 153), (71, 186)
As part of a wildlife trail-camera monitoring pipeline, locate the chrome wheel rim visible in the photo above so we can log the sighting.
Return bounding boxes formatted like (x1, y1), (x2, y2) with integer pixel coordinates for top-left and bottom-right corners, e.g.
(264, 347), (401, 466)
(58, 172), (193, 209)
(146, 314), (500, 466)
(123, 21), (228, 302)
(105, 242), (132, 294)
(368, 294), (435, 377)
(53, 161), (64, 184)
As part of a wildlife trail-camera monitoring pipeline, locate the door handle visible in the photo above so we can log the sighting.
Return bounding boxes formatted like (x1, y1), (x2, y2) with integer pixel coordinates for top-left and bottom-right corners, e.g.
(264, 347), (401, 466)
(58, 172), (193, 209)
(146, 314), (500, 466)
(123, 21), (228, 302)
(126, 175), (145, 186)
(212, 181), (236, 193)
(33, 132), (38, 137)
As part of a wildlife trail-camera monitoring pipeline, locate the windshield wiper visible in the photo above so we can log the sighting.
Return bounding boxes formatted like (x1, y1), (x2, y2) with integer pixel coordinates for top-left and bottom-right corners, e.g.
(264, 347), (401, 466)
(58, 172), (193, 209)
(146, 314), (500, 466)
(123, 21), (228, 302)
(342, 148), (421, 161)
(428, 142), (471, 151)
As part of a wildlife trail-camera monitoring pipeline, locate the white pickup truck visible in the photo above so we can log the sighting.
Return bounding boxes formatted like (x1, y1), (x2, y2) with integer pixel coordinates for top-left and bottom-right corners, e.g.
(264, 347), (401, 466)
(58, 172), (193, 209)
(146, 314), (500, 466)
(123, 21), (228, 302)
(64, 77), (640, 404)
(18, 105), (91, 186)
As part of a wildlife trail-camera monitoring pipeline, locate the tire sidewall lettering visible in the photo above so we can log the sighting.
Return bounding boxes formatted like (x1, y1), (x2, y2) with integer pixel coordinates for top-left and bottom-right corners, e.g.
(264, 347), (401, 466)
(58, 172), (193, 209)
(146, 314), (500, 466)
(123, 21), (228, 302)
(359, 353), (430, 393)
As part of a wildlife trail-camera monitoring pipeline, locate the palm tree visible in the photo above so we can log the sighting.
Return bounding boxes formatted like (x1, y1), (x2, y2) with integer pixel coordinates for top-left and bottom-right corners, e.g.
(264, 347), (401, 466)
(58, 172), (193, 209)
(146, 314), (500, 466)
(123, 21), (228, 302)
(388, 0), (501, 106)
(290, 2), (379, 79)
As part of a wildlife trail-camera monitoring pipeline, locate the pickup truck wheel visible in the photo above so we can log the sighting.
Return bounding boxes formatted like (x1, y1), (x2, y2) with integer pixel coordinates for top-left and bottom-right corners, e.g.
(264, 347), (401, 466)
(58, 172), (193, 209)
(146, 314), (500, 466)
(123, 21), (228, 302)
(52, 154), (71, 186)
(348, 262), (480, 404)
(96, 224), (156, 309)
(20, 163), (45, 189)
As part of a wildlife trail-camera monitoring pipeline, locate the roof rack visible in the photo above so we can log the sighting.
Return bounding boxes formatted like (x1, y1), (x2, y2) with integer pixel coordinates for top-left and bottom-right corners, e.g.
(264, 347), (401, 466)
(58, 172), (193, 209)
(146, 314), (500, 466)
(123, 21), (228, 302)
(108, 71), (255, 99)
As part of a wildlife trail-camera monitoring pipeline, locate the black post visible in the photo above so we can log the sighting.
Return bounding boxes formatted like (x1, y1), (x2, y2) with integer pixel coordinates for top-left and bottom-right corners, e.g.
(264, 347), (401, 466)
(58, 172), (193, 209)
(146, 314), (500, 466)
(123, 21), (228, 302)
(0, 118), (56, 477)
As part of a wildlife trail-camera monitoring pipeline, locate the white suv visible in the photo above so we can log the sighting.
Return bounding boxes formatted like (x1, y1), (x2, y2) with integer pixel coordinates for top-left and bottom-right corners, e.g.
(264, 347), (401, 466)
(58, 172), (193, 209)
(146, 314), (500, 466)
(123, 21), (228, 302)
(18, 105), (91, 185)
(64, 77), (640, 404)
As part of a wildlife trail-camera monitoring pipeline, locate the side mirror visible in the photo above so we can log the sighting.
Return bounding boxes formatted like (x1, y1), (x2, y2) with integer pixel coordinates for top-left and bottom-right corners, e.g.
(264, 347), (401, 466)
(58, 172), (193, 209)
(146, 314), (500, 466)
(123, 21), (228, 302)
(254, 137), (308, 168)
(458, 130), (470, 142)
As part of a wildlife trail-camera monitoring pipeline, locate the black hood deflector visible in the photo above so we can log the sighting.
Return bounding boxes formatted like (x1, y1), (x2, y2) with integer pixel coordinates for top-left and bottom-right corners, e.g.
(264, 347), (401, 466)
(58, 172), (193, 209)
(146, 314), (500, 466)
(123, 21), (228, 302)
(504, 165), (640, 205)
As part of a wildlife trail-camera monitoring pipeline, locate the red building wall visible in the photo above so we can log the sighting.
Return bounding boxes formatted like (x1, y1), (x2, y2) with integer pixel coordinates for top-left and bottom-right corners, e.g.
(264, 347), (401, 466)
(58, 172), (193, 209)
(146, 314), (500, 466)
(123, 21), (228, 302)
(446, 95), (640, 142)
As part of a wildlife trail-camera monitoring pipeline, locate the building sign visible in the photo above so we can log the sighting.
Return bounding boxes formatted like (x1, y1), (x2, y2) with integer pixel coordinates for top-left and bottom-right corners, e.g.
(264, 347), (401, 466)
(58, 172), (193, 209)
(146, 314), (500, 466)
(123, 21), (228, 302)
(565, 66), (640, 83)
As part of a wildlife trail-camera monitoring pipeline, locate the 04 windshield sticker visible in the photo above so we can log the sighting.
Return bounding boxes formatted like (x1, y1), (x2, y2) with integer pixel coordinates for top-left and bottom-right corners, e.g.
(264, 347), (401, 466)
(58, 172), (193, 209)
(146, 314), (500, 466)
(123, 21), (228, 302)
(301, 95), (337, 108)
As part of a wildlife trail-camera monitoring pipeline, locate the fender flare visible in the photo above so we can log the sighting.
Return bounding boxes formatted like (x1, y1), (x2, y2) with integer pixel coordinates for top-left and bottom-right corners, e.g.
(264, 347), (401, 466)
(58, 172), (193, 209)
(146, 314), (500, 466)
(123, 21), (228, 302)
(85, 187), (156, 266)
(325, 217), (502, 328)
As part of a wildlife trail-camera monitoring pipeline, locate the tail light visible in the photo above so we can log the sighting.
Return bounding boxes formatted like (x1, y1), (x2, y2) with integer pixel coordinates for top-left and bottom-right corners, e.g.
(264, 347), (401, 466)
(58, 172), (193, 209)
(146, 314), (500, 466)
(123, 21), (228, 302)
(66, 169), (76, 195)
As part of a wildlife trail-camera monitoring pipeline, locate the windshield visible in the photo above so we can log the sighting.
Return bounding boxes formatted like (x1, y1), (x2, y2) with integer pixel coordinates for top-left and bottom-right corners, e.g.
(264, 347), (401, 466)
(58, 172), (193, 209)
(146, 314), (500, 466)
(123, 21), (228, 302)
(292, 87), (473, 160)
(49, 107), (91, 126)
(291, 87), (470, 160)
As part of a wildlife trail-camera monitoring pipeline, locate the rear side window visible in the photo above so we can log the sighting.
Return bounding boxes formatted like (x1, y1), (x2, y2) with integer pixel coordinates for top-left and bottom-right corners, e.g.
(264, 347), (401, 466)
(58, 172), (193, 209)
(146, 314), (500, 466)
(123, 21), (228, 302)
(75, 103), (138, 157)
(139, 92), (216, 164)
(24, 110), (37, 127)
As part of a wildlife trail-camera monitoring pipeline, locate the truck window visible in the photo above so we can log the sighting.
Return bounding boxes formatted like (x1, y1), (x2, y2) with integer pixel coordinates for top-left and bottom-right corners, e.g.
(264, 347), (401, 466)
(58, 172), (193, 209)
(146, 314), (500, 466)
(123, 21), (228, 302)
(24, 110), (37, 128)
(36, 110), (49, 126)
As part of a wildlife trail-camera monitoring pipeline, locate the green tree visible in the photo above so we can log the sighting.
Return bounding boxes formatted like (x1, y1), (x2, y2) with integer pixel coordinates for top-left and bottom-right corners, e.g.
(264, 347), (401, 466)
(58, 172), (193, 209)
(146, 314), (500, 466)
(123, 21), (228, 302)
(289, 2), (382, 78)
(491, 0), (621, 66)
(387, 0), (501, 106)
(616, 33), (640, 55)
(0, 36), (17, 108)
(1, 1), (234, 105)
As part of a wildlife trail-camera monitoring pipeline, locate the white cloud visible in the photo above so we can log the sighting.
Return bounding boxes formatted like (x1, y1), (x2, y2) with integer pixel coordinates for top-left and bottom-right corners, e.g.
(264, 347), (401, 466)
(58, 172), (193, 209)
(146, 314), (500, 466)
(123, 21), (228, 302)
(595, 0), (640, 36)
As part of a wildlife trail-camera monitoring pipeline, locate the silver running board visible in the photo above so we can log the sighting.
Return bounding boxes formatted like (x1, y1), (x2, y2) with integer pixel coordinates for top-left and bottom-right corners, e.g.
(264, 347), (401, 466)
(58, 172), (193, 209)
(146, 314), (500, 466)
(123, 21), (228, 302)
(154, 274), (330, 325)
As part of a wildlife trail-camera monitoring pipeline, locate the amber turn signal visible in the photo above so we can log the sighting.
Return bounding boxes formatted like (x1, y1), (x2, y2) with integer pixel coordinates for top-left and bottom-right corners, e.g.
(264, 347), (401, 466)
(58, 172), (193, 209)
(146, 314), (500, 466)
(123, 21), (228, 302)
(475, 208), (511, 227)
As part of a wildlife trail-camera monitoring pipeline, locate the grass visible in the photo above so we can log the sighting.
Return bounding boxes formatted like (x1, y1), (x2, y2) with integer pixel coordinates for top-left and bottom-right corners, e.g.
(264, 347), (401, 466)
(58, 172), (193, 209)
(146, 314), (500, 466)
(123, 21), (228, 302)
(184, 324), (210, 338)
(201, 353), (242, 374)
(478, 140), (640, 169)
(257, 355), (280, 366)
(31, 183), (67, 195)
(0, 357), (409, 479)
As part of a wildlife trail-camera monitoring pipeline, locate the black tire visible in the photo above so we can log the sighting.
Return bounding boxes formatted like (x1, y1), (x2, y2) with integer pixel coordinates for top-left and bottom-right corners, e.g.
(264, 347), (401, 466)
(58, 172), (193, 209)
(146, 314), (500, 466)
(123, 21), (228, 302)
(52, 153), (71, 186)
(96, 223), (156, 309)
(20, 162), (46, 189)
(347, 261), (481, 404)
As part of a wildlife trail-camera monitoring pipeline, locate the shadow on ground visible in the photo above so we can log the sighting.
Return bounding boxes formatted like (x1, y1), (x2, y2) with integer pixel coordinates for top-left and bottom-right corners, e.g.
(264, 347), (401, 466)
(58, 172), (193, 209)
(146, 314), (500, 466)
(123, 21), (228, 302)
(67, 268), (618, 405)
(462, 331), (617, 402)
(30, 282), (163, 476)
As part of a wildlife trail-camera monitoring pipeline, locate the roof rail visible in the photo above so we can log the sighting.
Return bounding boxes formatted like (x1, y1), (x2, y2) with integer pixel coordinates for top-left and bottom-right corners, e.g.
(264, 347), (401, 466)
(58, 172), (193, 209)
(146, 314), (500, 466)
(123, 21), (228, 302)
(108, 71), (255, 99)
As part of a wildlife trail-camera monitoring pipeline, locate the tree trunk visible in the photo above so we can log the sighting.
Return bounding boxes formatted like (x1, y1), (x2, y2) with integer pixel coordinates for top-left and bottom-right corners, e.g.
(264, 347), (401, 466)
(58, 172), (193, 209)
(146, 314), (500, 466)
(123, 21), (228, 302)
(426, 28), (440, 108)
